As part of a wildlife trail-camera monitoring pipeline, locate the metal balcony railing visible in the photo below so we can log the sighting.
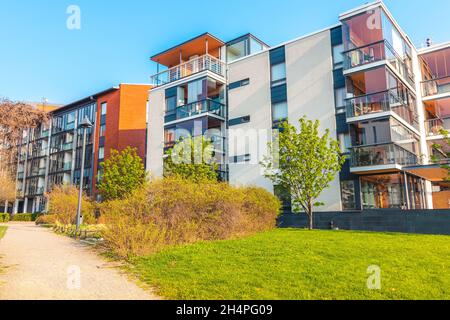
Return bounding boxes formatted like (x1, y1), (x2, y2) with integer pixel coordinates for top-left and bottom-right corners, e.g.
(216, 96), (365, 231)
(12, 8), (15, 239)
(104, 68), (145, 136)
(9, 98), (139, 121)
(421, 75), (450, 97)
(346, 89), (417, 125)
(150, 54), (226, 87)
(350, 143), (419, 168)
(165, 99), (226, 123)
(344, 40), (415, 87)
(425, 118), (450, 136)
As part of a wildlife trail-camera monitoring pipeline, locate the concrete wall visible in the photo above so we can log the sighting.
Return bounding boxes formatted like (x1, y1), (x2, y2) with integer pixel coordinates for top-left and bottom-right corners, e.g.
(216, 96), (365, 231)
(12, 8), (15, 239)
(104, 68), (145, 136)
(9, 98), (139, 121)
(278, 210), (450, 235)
(284, 29), (342, 212)
(147, 88), (165, 179)
(227, 51), (274, 192)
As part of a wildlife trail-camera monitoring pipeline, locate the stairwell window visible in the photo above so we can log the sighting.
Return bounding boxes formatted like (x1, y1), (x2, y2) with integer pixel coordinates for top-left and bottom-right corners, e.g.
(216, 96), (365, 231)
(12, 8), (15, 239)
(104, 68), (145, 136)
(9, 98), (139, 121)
(101, 102), (107, 116)
(98, 147), (104, 160)
(271, 62), (286, 87)
(272, 101), (288, 123)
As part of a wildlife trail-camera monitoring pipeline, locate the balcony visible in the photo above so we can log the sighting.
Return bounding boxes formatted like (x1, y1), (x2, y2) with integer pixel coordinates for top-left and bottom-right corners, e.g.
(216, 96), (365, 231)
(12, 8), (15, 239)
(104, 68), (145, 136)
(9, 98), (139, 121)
(36, 187), (45, 195)
(165, 99), (226, 123)
(421, 75), (450, 98)
(150, 54), (226, 87)
(346, 89), (417, 125)
(425, 118), (450, 136)
(350, 143), (419, 169)
(344, 40), (414, 87)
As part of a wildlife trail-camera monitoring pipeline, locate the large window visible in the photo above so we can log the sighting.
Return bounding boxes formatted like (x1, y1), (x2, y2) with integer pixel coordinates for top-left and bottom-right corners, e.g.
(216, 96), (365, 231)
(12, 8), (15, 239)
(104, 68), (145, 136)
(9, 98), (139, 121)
(271, 63), (287, 87)
(272, 101), (288, 123)
(341, 181), (356, 210)
(361, 174), (405, 209)
(350, 118), (391, 146)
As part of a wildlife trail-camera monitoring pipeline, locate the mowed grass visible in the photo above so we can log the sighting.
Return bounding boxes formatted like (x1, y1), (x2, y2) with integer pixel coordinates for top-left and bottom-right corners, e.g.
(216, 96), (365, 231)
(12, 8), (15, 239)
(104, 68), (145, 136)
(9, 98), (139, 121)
(0, 226), (6, 240)
(131, 229), (450, 300)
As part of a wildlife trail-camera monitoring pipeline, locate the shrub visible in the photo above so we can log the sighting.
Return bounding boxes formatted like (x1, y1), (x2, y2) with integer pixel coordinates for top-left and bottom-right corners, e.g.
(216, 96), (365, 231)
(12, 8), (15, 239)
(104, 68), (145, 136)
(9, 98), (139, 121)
(47, 185), (96, 225)
(100, 178), (280, 258)
(35, 214), (58, 225)
(0, 213), (9, 223)
(11, 213), (39, 222)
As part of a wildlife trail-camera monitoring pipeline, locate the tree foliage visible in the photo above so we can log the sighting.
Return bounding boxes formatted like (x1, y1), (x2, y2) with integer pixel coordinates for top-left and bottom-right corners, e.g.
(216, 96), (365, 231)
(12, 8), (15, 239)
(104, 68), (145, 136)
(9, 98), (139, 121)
(0, 98), (50, 173)
(98, 147), (146, 201)
(0, 171), (16, 203)
(431, 129), (450, 181)
(261, 117), (345, 229)
(164, 136), (219, 182)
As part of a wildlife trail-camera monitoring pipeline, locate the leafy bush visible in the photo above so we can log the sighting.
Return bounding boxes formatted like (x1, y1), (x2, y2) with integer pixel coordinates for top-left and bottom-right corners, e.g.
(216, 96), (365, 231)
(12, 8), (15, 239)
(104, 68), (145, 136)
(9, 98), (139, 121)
(47, 185), (96, 225)
(0, 213), (9, 223)
(100, 178), (280, 258)
(11, 213), (39, 222)
(35, 214), (58, 225)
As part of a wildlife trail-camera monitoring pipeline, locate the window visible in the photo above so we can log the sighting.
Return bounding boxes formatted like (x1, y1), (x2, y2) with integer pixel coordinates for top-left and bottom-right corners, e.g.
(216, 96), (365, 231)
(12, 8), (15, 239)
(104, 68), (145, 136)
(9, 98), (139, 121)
(101, 103), (107, 116)
(332, 44), (344, 68)
(67, 112), (75, 124)
(272, 101), (288, 122)
(230, 154), (251, 164)
(334, 87), (346, 112)
(338, 133), (352, 153)
(99, 124), (106, 137)
(165, 96), (176, 114)
(98, 147), (104, 160)
(229, 115), (251, 126)
(271, 63), (286, 87)
(229, 78), (250, 90)
(341, 181), (356, 210)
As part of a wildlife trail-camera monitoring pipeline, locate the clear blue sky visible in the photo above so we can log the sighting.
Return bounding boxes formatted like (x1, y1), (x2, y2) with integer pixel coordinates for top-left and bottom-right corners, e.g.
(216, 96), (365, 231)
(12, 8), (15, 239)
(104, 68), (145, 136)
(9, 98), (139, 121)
(1, 0), (449, 104)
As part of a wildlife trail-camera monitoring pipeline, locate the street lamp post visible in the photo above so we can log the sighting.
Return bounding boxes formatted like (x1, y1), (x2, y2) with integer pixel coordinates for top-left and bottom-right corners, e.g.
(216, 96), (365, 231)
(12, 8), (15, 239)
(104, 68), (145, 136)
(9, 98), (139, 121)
(76, 116), (93, 234)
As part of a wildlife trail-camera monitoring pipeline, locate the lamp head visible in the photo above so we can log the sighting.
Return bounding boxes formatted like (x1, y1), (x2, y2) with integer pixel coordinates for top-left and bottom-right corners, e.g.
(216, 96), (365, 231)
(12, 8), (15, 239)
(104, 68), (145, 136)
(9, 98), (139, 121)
(79, 116), (93, 129)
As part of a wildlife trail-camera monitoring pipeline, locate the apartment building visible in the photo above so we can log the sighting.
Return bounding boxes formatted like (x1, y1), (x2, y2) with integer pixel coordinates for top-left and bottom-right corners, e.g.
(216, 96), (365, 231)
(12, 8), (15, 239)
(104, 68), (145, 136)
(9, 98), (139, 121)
(14, 84), (150, 213)
(147, 0), (449, 212)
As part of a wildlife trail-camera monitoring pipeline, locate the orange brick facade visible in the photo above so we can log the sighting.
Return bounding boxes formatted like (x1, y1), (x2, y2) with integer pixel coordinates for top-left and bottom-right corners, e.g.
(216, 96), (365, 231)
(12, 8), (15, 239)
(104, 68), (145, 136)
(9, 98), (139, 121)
(92, 84), (151, 197)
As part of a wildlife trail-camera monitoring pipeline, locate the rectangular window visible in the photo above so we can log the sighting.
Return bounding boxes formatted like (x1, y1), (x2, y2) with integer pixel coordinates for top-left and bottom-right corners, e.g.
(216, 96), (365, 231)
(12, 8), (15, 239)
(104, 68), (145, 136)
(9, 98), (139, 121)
(229, 78), (250, 90)
(338, 133), (352, 153)
(99, 124), (106, 137)
(98, 147), (104, 160)
(271, 63), (286, 87)
(272, 101), (288, 122)
(101, 103), (107, 116)
(332, 44), (344, 68)
(165, 96), (176, 114)
(230, 154), (251, 164)
(341, 181), (356, 210)
(334, 87), (346, 111)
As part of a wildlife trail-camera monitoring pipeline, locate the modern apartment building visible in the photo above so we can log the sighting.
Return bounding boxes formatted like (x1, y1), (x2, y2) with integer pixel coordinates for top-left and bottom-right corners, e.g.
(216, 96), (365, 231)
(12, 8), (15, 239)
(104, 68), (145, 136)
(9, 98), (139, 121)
(14, 83), (150, 213)
(146, 0), (449, 212)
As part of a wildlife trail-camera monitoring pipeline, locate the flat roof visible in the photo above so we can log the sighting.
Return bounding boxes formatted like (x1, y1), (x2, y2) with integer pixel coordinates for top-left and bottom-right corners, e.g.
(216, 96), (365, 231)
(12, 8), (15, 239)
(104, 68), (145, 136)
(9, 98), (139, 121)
(151, 32), (224, 67)
(53, 86), (119, 114)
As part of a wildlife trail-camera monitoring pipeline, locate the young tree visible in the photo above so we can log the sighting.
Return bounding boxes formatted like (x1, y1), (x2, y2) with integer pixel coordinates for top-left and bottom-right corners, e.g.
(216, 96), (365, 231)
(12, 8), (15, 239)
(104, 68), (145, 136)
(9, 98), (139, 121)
(97, 147), (146, 201)
(431, 129), (450, 181)
(261, 117), (345, 230)
(164, 136), (219, 182)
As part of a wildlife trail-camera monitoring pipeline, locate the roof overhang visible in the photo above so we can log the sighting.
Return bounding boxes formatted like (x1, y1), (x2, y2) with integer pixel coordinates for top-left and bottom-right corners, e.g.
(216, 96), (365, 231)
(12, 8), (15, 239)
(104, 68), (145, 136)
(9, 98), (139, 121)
(404, 163), (449, 182)
(151, 33), (224, 68)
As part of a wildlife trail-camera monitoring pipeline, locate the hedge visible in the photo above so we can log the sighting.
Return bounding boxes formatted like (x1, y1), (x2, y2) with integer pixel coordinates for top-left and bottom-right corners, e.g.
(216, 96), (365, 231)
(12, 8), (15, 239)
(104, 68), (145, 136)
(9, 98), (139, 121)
(0, 213), (9, 223)
(11, 213), (41, 222)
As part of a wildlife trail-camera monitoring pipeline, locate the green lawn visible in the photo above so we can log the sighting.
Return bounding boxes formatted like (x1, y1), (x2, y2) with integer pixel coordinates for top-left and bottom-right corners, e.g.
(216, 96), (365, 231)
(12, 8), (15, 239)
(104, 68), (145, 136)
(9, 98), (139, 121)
(0, 226), (6, 240)
(131, 229), (450, 300)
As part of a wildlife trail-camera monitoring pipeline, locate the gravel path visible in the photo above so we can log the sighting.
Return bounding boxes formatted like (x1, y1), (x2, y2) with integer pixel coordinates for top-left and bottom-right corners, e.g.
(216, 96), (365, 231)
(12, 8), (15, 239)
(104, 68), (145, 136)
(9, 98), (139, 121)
(0, 223), (158, 300)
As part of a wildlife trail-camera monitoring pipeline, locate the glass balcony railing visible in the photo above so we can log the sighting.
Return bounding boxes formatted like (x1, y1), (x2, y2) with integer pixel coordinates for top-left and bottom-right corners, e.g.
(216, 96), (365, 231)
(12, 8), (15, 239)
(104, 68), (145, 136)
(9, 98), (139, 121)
(346, 89), (417, 125)
(350, 143), (419, 168)
(36, 187), (45, 195)
(165, 99), (226, 123)
(421, 75), (450, 97)
(425, 118), (450, 136)
(62, 142), (73, 151)
(344, 40), (415, 87)
(164, 134), (225, 153)
(63, 162), (72, 171)
(150, 54), (226, 87)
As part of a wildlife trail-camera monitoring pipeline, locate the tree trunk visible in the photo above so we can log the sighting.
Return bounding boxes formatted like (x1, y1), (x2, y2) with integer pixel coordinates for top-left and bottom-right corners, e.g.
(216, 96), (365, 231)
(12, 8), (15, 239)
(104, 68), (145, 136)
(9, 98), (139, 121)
(308, 202), (313, 230)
